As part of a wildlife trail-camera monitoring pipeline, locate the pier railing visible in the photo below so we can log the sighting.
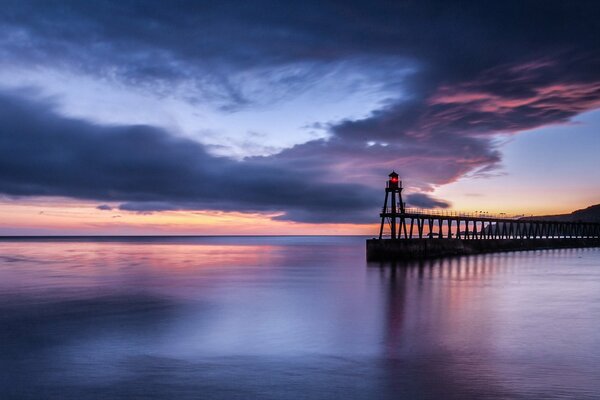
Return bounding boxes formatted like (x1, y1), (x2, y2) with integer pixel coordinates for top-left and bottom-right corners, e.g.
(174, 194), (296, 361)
(379, 210), (600, 240)
(402, 208), (525, 220)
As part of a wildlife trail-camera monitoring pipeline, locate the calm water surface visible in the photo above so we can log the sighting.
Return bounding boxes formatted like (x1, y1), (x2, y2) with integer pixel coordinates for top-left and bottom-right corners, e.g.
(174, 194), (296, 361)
(1, 236), (599, 399)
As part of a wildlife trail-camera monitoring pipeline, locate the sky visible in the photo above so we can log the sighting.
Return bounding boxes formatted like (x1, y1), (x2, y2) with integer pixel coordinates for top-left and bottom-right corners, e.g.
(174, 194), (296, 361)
(0, 0), (599, 235)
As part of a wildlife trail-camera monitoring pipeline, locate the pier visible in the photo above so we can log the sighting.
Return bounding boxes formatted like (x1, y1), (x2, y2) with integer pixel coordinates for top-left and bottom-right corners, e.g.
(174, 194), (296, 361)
(367, 172), (600, 260)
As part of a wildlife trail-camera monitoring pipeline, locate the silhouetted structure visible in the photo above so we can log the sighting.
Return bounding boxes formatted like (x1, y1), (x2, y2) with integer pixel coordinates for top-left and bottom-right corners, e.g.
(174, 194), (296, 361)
(369, 172), (600, 260)
(378, 171), (405, 239)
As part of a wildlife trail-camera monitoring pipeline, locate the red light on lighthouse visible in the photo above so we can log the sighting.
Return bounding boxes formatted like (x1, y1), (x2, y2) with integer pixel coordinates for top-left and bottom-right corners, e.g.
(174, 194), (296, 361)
(388, 171), (400, 189)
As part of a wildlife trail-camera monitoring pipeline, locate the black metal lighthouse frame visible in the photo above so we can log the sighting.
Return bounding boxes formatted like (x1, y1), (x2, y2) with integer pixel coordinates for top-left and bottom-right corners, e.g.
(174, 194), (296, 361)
(379, 171), (405, 239)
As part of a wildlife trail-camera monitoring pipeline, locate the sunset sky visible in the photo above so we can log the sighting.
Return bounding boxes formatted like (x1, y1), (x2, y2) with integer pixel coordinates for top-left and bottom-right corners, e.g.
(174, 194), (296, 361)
(0, 1), (599, 235)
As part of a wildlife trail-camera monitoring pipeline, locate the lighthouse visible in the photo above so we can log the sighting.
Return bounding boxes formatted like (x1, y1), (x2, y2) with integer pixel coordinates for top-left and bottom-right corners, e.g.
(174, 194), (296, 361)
(378, 171), (406, 239)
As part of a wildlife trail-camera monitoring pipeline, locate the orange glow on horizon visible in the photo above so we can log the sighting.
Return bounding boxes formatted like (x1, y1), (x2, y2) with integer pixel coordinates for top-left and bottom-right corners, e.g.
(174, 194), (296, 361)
(0, 198), (377, 235)
(1, 176), (597, 237)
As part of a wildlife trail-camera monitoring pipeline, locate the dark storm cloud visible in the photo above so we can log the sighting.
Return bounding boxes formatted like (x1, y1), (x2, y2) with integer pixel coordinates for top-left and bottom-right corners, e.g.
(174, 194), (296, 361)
(405, 193), (450, 209)
(0, 92), (377, 223)
(0, 1), (599, 222)
(2, 1), (599, 108)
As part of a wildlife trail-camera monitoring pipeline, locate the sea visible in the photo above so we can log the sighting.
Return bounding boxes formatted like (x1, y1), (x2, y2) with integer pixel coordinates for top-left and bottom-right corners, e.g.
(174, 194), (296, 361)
(1, 236), (599, 399)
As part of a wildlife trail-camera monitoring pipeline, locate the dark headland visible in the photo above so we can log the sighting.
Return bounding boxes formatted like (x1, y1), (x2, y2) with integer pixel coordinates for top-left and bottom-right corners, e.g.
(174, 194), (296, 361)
(521, 204), (600, 223)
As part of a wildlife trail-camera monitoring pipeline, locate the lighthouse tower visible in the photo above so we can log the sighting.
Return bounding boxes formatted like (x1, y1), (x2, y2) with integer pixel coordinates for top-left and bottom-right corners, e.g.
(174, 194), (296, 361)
(378, 171), (406, 239)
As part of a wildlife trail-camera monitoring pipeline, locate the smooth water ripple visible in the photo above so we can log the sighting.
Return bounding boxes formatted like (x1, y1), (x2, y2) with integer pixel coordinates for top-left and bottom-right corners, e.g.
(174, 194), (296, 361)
(1, 236), (599, 399)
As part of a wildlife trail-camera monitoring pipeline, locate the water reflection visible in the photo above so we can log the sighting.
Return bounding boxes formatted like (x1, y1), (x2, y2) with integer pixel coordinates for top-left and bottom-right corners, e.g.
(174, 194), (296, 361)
(371, 249), (600, 399)
(1, 238), (599, 399)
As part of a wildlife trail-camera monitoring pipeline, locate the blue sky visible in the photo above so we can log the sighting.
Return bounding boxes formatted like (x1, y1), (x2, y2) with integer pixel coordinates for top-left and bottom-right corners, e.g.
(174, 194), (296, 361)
(437, 109), (600, 215)
(0, 1), (598, 233)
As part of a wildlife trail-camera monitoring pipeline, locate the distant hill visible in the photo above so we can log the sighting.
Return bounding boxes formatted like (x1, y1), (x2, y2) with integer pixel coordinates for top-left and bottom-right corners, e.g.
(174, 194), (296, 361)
(522, 204), (600, 223)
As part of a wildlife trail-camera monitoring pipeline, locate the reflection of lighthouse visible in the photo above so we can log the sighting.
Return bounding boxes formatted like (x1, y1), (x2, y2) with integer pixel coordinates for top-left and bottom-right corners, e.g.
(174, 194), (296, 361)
(378, 260), (430, 355)
(378, 256), (508, 355)
(381, 263), (409, 354)
(375, 257), (522, 397)
(379, 171), (406, 239)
